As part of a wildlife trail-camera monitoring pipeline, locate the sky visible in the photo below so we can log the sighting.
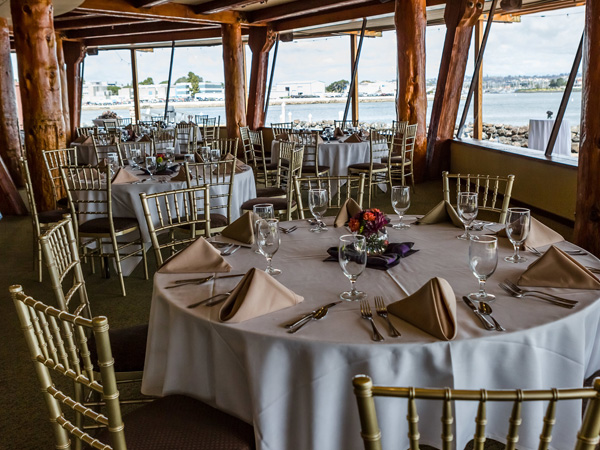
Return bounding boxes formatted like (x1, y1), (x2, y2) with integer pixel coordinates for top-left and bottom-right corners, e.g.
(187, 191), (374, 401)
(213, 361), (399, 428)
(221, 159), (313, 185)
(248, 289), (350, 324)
(11, 6), (584, 86)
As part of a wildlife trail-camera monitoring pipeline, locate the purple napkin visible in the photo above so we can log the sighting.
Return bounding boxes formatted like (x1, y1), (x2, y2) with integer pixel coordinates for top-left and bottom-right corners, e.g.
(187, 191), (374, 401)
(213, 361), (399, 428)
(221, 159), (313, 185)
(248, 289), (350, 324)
(325, 242), (418, 270)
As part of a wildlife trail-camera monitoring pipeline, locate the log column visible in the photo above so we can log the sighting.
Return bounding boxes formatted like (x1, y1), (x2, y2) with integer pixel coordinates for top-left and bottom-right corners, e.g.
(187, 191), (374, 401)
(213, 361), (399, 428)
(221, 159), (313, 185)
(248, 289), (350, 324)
(246, 27), (275, 130)
(395, 0), (427, 182)
(222, 22), (247, 141)
(56, 34), (71, 143)
(574, 1), (600, 255)
(0, 17), (24, 188)
(426, 0), (483, 178)
(11, 0), (66, 211)
(63, 41), (86, 135)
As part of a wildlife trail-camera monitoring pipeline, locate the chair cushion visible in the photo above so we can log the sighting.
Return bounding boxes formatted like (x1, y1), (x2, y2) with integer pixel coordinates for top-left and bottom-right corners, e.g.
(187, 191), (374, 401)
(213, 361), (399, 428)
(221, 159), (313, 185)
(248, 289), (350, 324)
(79, 217), (139, 234)
(265, 162), (279, 171)
(241, 197), (294, 211)
(38, 209), (67, 224)
(57, 197), (69, 208)
(348, 163), (387, 171)
(178, 213), (228, 229)
(97, 395), (255, 450)
(381, 156), (403, 163)
(256, 187), (286, 198)
(301, 164), (330, 174)
(89, 324), (148, 373)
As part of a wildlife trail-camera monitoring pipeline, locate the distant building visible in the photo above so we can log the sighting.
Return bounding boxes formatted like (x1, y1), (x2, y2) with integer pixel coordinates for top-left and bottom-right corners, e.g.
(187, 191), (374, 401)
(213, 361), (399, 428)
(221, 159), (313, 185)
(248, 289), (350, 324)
(272, 81), (325, 98)
(194, 81), (225, 100)
(83, 81), (114, 104)
(358, 81), (396, 96)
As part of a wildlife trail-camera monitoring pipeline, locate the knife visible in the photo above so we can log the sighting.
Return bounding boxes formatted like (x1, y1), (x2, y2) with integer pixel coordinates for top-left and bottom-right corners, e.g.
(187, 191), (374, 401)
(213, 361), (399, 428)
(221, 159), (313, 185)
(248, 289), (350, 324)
(283, 301), (341, 329)
(462, 296), (495, 330)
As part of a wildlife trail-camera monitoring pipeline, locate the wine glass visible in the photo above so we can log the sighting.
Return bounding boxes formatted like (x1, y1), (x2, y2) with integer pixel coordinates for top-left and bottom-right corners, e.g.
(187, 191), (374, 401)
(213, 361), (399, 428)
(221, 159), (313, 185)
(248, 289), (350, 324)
(468, 236), (498, 303)
(504, 207), (531, 263)
(391, 186), (411, 229)
(210, 148), (221, 162)
(457, 192), (478, 240)
(338, 234), (367, 301)
(253, 203), (274, 253)
(257, 218), (281, 276)
(308, 189), (328, 232)
(200, 146), (211, 162)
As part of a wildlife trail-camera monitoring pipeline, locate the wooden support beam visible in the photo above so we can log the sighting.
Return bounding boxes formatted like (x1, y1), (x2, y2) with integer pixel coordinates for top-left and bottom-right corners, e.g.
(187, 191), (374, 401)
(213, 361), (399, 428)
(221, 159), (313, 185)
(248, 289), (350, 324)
(195, 0), (259, 15)
(56, 34), (72, 144)
(473, 19), (484, 140)
(0, 155), (27, 216)
(350, 34), (359, 125)
(11, 0), (67, 212)
(63, 41), (86, 135)
(82, 27), (222, 46)
(66, 21), (206, 39)
(395, 0), (427, 183)
(55, 16), (147, 30)
(0, 17), (24, 189)
(222, 22), (246, 143)
(249, 0), (368, 24)
(131, 49), (141, 122)
(426, 0), (483, 179)
(246, 27), (275, 130)
(574, 2), (600, 256)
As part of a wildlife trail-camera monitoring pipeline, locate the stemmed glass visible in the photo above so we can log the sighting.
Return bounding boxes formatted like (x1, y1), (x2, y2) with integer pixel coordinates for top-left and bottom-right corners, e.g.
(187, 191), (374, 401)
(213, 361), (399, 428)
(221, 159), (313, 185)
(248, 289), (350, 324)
(257, 218), (281, 276)
(338, 234), (367, 301)
(210, 148), (221, 162)
(468, 236), (498, 303)
(504, 207), (531, 263)
(308, 189), (328, 232)
(457, 192), (478, 240)
(391, 186), (411, 229)
(253, 203), (274, 253)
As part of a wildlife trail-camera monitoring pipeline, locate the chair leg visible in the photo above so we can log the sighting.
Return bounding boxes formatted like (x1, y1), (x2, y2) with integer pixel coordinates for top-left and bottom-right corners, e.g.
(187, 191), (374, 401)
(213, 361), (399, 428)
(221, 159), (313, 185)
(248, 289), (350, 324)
(37, 239), (43, 283)
(111, 238), (127, 297)
(141, 241), (149, 280)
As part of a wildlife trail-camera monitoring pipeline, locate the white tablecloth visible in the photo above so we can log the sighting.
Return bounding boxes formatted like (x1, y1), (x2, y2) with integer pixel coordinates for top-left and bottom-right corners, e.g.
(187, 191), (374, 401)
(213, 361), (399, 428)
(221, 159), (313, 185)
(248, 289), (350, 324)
(142, 217), (600, 450)
(528, 119), (572, 157)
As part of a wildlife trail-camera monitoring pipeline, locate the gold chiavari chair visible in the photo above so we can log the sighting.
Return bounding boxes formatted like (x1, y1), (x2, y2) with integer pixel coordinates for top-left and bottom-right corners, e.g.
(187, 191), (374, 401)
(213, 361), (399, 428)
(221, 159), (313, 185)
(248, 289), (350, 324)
(201, 116), (220, 144)
(210, 137), (239, 159)
(92, 135), (124, 167)
(293, 174), (366, 220)
(118, 140), (153, 162)
(442, 171), (516, 224)
(140, 185), (211, 267)
(348, 130), (393, 208)
(248, 129), (277, 188)
(241, 141), (303, 221)
(297, 130), (329, 177)
(239, 126), (251, 154)
(176, 122), (198, 154)
(195, 114), (208, 125)
(185, 159), (236, 235)
(152, 128), (177, 154)
(60, 164), (148, 296)
(76, 126), (98, 138)
(117, 117), (132, 127)
(352, 374), (600, 450)
(9, 285), (256, 450)
(42, 147), (78, 209)
(334, 119), (356, 132)
(271, 122), (293, 140)
(386, 123), (417, 189)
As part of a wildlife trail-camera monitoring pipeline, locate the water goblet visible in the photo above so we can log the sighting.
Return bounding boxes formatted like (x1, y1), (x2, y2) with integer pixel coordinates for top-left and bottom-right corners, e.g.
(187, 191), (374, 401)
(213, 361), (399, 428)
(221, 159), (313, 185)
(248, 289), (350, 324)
(468, 236), (498, 303)
(253, 203), (274, 253)
(257, 218), (281, 276)
(457, 192), (478, 240)
(210, 148), (221, 162)
(504, 207), (531, 263)
(338, 234), (367, 301)
(200, 146), (211, 162)
(308, 189), (328, 232)
(145, 156), (156, 172)
(391, 186), (411, 229)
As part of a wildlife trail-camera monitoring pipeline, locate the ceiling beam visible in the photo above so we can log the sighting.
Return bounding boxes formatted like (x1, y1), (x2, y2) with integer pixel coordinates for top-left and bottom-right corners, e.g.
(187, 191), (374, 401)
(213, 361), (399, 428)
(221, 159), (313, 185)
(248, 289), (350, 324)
(248, 0), (369, 24)
(194, 0), (262, 15)
(55, 17), (150, 30)
(132, 0), (171, 7)
(66, 21), (205, 39)
(76, 0), (244, 24)
(82, 26), (230, 46)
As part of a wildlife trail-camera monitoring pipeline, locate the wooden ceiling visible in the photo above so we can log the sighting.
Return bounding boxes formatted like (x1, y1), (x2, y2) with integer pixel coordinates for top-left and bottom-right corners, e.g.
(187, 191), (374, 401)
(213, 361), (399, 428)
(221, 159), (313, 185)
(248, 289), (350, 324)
(46, 0), (584, 49)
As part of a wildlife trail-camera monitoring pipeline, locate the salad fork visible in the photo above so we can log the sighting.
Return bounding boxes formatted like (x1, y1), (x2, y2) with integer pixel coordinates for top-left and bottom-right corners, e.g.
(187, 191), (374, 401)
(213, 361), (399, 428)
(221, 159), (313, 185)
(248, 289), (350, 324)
(359, 300), (384, 342)
(279, 225), (298, 234)
(374, 296), (401, 337)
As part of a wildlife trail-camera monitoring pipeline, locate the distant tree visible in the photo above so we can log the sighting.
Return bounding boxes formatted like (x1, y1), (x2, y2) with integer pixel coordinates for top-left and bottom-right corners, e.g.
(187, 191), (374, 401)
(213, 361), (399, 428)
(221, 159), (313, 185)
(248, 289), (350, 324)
(160, 80), (169, 84)
(326, 80), (349, 93)
(175, 76), (188, 84)
(106, 86), (120, 95)
(187, 71), (203, 96)
(556, 77), (567, 87)
(140, 77), (154, 85)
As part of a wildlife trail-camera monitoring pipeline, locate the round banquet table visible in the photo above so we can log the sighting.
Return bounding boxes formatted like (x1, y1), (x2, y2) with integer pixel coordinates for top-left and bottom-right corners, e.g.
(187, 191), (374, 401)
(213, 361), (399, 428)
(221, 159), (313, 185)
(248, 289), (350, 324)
(141, 217), (600, 450)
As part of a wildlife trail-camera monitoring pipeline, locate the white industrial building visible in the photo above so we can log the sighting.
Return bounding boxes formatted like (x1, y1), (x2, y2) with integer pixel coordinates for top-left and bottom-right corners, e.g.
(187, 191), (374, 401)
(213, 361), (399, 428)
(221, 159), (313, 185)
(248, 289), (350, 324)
(271, 80), (325, 98)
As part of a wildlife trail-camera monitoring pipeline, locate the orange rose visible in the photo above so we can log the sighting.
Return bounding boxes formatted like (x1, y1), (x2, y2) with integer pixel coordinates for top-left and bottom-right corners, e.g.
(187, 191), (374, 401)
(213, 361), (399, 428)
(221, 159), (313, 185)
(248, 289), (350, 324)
(363, 212), (376, 221)
(348, 218), (359, 231)
(371, 208), (381, 214)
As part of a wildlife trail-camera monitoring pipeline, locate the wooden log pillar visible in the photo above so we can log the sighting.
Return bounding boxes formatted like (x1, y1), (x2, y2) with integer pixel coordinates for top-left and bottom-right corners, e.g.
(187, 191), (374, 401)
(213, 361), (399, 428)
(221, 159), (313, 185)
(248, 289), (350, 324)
(574, 1), (600, 255)
(0, 17), (24, 188)
(131, 49), (141, 123)
(0, 155), (27, 215)
(246, 27), (275, 130)
(350, 34), (359, 125)
(63, 41), (86, 134)
(222, 22), (247, 142)
(11, 0), (66, 211)
(426, 0), (483, 178)
(473, 18), (484, 140)
(56, 34), (71, 144)
(395, 0), (427, 182)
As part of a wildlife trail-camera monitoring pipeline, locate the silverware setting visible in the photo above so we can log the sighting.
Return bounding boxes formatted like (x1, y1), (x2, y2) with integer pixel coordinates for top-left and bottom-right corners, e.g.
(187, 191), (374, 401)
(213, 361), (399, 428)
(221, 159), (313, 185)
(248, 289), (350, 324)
(187, 291), (233, 308)
(287, 304), (334, 333)
(220, 244), (241, 256)
(498, 280), (576, 308)
(279, 225), (298, 234)
(166, 273), (245, 289)
(527, 246), (588, 257)
(462, 296), (495, 330)
(585, 266), (600, 274)
(478, 302), (505, 331)
(374, 296), (401, 337)
(307, 219), (328, 230)
(284, 301), (341, 330)
(359, 300), (384, 342)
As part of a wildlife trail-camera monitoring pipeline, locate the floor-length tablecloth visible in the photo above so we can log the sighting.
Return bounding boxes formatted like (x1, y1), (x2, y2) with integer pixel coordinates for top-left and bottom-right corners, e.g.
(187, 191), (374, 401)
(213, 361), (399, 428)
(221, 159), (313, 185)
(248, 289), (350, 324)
(142, 218), (600, 450)
(528, 119), (572, 157)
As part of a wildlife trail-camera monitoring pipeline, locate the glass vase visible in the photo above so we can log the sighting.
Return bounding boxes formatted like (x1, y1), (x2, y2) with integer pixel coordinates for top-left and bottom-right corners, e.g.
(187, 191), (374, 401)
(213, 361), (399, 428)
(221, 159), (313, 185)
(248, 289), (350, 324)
(363, 230), (388, 256)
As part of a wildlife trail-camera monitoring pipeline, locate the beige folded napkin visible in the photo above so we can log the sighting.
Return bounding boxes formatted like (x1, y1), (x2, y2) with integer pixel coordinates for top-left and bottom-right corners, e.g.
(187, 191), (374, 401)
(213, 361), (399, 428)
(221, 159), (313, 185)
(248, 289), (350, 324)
(388, 277), (458, 340)
(497, 217), (563, 249)
(333, 127), (344, 137)
(219, 267), (304, 323)
(73, 135), (91, 144)
(111, 168), (139, 184)
(220, 211), (258, 245)
(333, 198), (362, 228)
(158, 237), (232, 274)
(518, 245), (600, 289)
(170, 168), (189, 182)
(139, 135), (152, 142)
(194, 151), (205, 163)
(416, 200), (463, 228)
(317, 134), (324, 144)
(342, 133), (362, 143)
(221, 153), (245, 174)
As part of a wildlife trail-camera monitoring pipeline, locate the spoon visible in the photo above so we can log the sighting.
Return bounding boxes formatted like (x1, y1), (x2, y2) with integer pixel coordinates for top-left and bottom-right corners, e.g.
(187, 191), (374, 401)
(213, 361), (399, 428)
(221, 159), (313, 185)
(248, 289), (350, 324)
(478, 302), (505, 332)
(288, 307), (329, 334)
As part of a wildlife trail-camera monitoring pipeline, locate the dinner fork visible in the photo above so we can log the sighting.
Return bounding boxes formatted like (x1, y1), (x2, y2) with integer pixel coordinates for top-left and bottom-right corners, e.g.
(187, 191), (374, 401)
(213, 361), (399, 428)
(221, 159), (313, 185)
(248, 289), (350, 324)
(374, 296), (401, 337)
(279, 225), (298, 234)
(359, 300), (384, 342)
(503, 279), (578, 305)
(498, 283), (575, 309)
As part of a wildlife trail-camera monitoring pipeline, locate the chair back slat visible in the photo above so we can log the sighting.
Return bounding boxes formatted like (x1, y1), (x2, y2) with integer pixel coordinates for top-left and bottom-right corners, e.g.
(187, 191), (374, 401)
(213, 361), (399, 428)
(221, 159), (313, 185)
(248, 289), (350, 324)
(42, 148), (78, 205)
(76, 126), (98, 138)
(271, 122), (293, 139)
(506, 395), (523, 450)
(474, 396), (487, 450)
(539, 393), (558, 449)
(210, 138), (238, 159)
(407, 388), (420, 449)
(441, 390), (454, 450)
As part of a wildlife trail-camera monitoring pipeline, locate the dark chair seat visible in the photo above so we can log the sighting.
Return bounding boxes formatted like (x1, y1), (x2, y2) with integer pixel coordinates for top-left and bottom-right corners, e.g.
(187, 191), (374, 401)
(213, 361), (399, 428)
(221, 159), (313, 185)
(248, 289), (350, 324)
(57, 197), (69, 208)
(241, 197), (294, 211)
(178, 213), (228, 229)
(89, 324), (148, 373)
(38, 209), (67, 224)
(97, 395), (255, 450)
(348, 163), (387, 171)
(265, 162), (279, 171)
(381, 156), (403, 164)
(301, 164), (330, 174)
(256, 187), (286, 198)
(79, 217), (139, 234)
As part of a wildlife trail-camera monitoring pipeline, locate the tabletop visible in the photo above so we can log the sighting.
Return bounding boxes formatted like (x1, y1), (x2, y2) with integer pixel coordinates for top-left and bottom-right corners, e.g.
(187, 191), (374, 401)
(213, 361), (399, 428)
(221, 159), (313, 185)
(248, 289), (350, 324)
(142, 217), (600, 450)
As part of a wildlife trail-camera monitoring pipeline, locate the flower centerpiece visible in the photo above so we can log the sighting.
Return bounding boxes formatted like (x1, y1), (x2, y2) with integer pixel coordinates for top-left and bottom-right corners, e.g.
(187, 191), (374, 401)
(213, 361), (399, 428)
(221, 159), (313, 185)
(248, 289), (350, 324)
(99, 110), (119, 120)
(348, 209), (390, 255)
